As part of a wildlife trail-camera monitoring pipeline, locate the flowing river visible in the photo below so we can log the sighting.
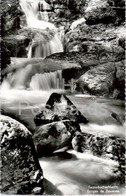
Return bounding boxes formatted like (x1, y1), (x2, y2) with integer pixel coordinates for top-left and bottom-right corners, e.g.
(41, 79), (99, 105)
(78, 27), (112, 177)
(1, 90), (125, 194)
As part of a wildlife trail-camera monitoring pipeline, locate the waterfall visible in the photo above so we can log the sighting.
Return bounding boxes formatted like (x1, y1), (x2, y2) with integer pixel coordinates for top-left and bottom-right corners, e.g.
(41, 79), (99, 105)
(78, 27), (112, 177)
(1, 66), (63, 91)
(20, 0), (53, 29)
(27, 30), (63, 58)
(30, 70), (63, 90)
(20, 0), (63, 58)
(1, 0), (64, 91)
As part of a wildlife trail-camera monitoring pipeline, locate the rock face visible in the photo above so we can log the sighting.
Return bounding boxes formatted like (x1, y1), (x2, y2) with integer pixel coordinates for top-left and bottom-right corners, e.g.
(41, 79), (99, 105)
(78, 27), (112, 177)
(1, 0), (22, 36)
(46, 0), (86, 26)
(114, 61), (125, 99)
(72, 132), (125, 165)
(1, 35), (30, 71)
(33, 120), (81, 156)
(1, 115), (44, 195)
(2, 36), (30, 59)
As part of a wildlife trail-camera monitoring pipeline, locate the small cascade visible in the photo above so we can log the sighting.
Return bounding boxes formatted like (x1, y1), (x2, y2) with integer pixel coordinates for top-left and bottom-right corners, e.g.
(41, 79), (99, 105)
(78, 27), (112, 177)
(28, 31), (63, 58)
(20, 0), (56, 29)
(30, 70), (63, 90)
(1, 64), (34, 90)
(20, 0), (64, 58)
(1, 68), (63, 91)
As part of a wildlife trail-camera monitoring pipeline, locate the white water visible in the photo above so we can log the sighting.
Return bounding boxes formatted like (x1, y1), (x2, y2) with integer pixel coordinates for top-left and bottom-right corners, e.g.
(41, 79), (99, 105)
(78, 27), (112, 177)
(40, 151), (123, 195)
(1, 90), (125, 195)
(1, 67), (63, 91)
(20, 0), (63, 58)
(27, 31), (63, 58)
(30, 70), (63, 90)
(20, 0), (54, 29)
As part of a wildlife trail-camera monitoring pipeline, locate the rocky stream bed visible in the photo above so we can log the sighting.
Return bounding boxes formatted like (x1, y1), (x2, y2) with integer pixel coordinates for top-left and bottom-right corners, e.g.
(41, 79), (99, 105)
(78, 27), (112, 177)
(1, 0), (125, 195)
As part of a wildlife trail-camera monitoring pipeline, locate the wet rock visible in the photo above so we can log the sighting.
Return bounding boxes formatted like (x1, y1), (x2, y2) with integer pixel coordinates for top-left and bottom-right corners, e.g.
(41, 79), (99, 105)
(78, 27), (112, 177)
(33, 120), (81, 156)
(47, 44), (124, 81)
(72, 132), (125, 165)
(76, 59), (125, 99)
(45, 93), (88, 123)
(34, 108), (68, 126)
(76, 62), (116, 96)
(2, 55), (81, 79)
(1, 115), (44, 194)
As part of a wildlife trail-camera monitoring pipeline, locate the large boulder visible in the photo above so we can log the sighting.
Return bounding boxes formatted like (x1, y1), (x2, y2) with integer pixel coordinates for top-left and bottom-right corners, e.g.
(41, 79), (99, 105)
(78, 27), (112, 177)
(76, 60), (125, 98)
(76, 62), (116, 96)
(33, 120), (81, 156)
(1, 115), (44, 195)
(45, 93), (88, 123)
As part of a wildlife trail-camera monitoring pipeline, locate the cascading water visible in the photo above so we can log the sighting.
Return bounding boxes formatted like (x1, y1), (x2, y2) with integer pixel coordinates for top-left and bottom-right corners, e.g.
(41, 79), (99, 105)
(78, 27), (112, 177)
(30, 70), (63, 90)
(1, 0), (64, 91)
(20, 0), (63, 58)
(27, 30), (64, 58)
(20, 0), (54, 29)
(1, 62), (64, 91)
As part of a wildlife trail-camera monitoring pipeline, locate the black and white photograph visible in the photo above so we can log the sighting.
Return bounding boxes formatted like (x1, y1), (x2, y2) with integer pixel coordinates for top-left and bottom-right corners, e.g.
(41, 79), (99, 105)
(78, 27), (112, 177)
(0, 0), (125, 195)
